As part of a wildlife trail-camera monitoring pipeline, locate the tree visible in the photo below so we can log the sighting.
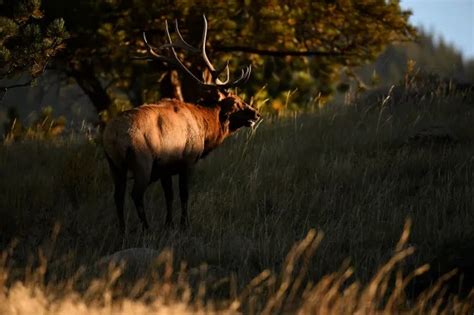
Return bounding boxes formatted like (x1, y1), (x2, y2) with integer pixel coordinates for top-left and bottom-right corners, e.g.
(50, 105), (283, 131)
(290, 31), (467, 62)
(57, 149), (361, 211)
(3, 0), (416, 118)
(355, 29), (473, 89)
(0, 0), (68, 99)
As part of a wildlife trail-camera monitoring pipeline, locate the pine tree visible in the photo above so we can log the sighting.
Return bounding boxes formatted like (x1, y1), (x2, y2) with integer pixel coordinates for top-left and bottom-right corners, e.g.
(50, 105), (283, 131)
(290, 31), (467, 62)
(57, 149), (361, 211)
(0, 0), (68, 97)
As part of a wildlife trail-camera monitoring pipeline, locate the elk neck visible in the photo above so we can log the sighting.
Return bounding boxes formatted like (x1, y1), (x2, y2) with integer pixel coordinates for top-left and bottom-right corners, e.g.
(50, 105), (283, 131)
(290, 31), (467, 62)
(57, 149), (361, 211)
(197, 105), (230, 155)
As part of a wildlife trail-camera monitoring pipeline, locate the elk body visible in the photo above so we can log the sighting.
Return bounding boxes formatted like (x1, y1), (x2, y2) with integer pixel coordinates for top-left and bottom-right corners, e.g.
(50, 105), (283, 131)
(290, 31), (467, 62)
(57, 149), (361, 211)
(103, 16), (260, 232)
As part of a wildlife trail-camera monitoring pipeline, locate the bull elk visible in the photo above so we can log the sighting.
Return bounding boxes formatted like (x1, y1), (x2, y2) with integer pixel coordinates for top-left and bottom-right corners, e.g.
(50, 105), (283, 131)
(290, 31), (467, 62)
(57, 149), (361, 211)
(103, 16), (261, 232)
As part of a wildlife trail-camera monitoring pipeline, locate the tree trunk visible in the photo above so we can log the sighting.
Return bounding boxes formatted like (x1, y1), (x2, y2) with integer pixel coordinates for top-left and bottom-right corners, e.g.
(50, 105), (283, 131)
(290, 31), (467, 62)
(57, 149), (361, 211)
(159, 65), (215, 105)
(68, 63), (112, 115)
(159, 70), (184, 101)
(128, 75), (144, 107)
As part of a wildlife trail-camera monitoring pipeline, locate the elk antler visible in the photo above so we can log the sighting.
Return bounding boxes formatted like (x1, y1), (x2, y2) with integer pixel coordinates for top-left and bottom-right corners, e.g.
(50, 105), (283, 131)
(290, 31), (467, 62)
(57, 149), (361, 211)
(158, 19), (199, 53)
(142, 15), (251, 89)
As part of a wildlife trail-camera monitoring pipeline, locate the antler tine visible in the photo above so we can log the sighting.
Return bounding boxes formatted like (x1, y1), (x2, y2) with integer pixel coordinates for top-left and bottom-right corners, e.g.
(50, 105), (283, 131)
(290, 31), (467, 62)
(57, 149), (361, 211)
(218, 64), (252, 88)
(244, 64), (252, 83)
(164, 19), (173, 47)
(143, 29), (180, 64)
(143, 16), (251, 90)
(234, 64), (252, 87)
(143, 31), (179, 66)
(143, 21), (207, 86)
(143, 32), (164, 59)
(215, 60), (230, 85)
(162, 20), (208, 85)
(201, 14), (216, 72)
(234, 68), (248, 85)
(143, 30), (189, 67)
(174, 19), (200, 52)
(159, 19), (200, 52)
(201, 15), (231, 85)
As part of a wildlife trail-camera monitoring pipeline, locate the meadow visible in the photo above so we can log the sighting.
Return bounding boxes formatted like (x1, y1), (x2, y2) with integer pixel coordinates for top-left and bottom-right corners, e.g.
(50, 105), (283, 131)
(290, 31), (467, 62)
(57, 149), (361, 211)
(1, 75), (473, 313)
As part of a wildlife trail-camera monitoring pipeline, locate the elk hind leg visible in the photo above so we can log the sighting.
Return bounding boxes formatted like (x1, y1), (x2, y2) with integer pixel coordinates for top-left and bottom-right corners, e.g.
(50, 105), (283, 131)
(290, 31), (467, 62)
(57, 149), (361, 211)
(160, 175), (174, 227)
(130, 152), (152, 230)
(178, 169), (190, 229)
(106, 156), (127, 233)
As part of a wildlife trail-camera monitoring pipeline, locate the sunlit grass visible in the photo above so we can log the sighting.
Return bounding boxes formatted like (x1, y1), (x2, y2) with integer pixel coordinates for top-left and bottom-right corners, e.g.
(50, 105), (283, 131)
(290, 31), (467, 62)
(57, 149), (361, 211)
(1, 222), (473, 314)
(1, 76), (474, 313)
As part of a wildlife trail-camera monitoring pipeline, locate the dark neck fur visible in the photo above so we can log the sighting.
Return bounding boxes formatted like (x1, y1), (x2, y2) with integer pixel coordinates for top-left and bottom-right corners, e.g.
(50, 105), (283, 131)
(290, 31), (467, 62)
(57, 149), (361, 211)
(198, 105), (230, 156)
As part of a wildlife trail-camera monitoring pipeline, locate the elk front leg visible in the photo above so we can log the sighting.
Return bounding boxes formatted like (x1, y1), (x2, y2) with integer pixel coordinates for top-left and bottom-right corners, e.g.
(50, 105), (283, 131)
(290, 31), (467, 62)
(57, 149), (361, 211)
(178, 169), (190, 229)
(160, 175), (174, 227)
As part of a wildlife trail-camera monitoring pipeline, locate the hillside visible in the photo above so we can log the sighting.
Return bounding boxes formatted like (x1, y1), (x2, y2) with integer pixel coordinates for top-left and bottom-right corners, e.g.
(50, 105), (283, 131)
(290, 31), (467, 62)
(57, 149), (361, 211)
(1, 74), (473, 313)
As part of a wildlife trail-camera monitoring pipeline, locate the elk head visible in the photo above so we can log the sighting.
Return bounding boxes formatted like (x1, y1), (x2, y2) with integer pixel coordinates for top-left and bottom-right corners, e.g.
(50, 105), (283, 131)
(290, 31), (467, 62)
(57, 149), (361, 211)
(143, 15), (261, 132)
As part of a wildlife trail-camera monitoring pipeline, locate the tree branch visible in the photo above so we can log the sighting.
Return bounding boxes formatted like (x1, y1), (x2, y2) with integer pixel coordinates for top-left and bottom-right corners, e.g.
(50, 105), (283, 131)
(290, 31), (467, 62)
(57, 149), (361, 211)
(0, 80), (34, 102)
(0, 80), (33, 90)
(214, 45), (348, 57)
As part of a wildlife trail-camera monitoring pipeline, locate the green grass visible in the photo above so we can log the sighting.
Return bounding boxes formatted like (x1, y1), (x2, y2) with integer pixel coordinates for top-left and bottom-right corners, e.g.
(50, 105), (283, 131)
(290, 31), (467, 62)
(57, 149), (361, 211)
(1, 77), (474, 313)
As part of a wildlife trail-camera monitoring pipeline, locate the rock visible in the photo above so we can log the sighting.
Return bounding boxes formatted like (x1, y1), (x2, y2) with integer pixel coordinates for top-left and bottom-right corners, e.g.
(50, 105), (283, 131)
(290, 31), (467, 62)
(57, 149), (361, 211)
(96, 248), (161, 280)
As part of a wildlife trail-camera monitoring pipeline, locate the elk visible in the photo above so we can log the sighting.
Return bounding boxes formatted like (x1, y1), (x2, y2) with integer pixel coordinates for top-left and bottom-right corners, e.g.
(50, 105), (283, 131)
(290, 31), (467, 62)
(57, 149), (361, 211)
(103, 16), (261, 232)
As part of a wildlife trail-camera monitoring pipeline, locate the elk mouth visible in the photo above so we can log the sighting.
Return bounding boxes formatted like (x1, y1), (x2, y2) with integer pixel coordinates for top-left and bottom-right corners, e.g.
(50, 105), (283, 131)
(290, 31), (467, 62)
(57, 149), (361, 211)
(246, 115), (262, 128)
(229, 109), (261, 130)
(245, 120), (256, 127)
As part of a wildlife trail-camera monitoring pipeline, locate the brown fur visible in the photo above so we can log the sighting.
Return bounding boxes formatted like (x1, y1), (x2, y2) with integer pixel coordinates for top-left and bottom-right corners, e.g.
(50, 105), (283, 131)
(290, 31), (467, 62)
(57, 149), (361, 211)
(103, 94), (260, 232)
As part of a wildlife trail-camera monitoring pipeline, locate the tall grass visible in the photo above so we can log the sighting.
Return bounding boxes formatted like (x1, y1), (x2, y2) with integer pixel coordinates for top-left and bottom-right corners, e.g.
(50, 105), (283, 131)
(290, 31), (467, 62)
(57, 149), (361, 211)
(1, 222), (473, 314)
(1, 75), (473, 313)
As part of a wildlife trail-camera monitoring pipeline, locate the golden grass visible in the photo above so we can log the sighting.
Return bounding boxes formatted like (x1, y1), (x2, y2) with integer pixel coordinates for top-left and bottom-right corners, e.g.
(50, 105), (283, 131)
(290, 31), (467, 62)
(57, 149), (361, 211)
(1, 221), (473, 314)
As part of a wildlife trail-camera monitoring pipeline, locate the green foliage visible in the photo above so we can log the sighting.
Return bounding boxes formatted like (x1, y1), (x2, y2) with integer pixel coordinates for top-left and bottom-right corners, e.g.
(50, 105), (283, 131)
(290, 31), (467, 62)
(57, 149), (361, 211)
(0, 0), (68, 80)
(34, 0), (415, 115)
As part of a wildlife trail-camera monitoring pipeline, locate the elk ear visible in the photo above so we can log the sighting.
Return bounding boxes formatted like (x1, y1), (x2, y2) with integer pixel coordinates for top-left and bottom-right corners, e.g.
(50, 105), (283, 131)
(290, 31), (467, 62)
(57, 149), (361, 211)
(218, 97), (236, 122)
